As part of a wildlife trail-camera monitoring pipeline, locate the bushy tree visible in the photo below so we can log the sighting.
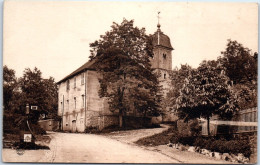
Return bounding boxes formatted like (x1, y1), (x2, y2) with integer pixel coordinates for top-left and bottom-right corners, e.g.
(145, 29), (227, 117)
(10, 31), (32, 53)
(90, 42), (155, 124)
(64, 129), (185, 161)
(3, 66), (58, 136)
(221, 39), (257, 85)
(231, 84), (257, 110)
(19, 67), (58, 118)
(3, 65), (17, 110)
(89, 19), (162, 127)
(176, 60), (238, 135)
(167, 64), (194, 109)
(220, 40), (257, 109)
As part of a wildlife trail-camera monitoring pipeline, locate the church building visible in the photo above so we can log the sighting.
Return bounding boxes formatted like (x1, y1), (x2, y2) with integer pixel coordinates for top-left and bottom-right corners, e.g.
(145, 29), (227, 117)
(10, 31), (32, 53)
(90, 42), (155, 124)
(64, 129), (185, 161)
(57, 22), (173, 132)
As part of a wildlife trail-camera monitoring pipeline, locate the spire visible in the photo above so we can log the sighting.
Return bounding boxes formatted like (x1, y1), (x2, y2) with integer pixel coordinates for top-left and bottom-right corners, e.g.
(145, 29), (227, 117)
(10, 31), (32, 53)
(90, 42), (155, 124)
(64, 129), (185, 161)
(157, 11), (161, 45)
(152, 12), (173, 50)
(157, 11), (161, 30)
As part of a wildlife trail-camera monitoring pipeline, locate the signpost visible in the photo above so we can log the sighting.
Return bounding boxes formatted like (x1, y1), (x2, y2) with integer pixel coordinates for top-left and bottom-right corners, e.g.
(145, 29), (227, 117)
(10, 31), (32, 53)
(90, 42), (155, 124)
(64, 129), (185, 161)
(19, 104), (38, 148)
(24, 134), (32, 143)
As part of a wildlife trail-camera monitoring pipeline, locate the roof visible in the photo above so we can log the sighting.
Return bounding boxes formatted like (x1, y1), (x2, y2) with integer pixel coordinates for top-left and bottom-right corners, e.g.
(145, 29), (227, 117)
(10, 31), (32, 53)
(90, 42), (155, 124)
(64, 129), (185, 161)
(58, 27), (173, 84)
(57, 59), (96, 84)
(152, 29), (173, 50)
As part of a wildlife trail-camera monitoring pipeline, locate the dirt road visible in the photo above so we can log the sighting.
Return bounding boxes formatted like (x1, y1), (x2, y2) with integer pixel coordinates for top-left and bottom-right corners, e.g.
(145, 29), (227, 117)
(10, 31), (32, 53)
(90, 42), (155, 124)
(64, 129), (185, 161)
(40, 132), (179, 163)
(100, 126), (233, 164)
(101, 124), (170, 144)
(2, 126), (232, 163)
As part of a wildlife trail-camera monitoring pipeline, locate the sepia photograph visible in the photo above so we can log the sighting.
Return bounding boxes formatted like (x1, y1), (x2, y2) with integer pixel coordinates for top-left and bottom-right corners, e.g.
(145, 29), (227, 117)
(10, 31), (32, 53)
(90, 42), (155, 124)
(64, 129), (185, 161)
(2, 1), (258, 163)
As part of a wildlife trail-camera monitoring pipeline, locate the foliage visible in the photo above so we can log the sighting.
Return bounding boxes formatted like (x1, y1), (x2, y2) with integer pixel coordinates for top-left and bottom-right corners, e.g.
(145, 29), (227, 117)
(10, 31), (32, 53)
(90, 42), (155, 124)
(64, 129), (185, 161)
(3, 66), (22, 134)
(219, 40), (257, 110)
(3, 66), (58, 136)
(231, 84), (257, 110)
(193, 137), (251, 157)
(176, 60), (238, 134)
(176, 60), (238, 120)
(220, 39), (257, 85)
(166, 64), (193, 109)
(89, 19), (162, 127)
(3, 65), (18, 110)
(19, 67), (58, 118)
(188, 119), (201, 136)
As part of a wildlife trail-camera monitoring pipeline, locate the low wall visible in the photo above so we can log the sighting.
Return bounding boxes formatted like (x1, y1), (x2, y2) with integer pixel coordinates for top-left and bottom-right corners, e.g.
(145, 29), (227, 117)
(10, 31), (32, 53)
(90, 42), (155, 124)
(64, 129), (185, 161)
(124, 116), (152, 128)
(38, 119), (60, 131)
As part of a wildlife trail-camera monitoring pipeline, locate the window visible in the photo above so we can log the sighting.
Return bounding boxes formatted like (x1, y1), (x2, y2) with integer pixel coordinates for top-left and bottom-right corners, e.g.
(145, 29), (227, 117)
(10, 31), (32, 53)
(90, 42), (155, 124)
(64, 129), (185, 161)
(66, 80), (70, 90)
(164, 74), (166, 79)
(82, 95), (85, 108)
(81, 73), (84, 85)
(163, 53), (167, 59)
(74, 77), (76, 88)
(74, 97), (76, 109)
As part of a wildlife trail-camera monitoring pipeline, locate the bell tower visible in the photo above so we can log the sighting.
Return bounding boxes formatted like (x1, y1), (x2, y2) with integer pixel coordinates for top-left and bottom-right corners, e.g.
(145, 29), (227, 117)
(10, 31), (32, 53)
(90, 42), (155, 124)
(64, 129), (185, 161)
(150, 12), (174, 94)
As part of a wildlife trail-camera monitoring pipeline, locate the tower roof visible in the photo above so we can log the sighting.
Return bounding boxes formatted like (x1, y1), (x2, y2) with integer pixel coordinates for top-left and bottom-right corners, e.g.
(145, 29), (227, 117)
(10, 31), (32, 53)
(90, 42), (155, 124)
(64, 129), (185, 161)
(152, 28), (173, 50)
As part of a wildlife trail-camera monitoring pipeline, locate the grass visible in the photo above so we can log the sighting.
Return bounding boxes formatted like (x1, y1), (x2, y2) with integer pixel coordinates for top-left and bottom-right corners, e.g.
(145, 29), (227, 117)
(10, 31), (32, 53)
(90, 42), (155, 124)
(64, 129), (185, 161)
(135, 124), (176, 146)
(86, 123), (161, 134)
(3, 132), (51, 149)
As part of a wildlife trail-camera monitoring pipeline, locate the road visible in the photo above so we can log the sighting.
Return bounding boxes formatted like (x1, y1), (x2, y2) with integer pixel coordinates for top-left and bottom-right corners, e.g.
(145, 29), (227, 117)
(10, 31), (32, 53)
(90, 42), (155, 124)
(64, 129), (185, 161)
(41, 132), (178, 163)
(2, 127), (232, 163)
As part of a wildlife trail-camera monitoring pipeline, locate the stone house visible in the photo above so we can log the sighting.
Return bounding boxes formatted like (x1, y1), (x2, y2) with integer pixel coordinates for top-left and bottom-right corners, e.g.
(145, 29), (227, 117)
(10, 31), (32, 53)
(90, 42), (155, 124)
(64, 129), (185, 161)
(57, 23), (174, 132)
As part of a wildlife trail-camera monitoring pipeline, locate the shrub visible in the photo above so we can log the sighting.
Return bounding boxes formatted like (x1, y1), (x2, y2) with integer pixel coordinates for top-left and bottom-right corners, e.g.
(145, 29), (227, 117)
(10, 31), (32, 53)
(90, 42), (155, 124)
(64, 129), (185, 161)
(188, 119), (201, 136)
(169, 130), (180, 144)
(193, 136), (251, 157)
(85, 126), (99, 133)
(30, 123), (46, 135)
(179, 136), (197, 146)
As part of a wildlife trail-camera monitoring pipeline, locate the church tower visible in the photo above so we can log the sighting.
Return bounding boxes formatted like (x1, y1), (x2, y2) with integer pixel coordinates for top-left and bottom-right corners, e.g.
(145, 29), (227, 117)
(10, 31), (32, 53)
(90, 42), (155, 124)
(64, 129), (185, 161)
(151, 19), (173, 95)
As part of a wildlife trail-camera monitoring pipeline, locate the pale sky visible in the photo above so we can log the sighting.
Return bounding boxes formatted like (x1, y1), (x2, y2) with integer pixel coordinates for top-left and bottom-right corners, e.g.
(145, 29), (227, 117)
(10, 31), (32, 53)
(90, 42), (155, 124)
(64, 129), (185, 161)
(3, 1), (258, 82)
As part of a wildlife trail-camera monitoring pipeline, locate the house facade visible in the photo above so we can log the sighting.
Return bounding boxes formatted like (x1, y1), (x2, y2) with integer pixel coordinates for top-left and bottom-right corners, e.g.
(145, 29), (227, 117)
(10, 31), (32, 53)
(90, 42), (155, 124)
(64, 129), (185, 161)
(57, 23), (174, 132)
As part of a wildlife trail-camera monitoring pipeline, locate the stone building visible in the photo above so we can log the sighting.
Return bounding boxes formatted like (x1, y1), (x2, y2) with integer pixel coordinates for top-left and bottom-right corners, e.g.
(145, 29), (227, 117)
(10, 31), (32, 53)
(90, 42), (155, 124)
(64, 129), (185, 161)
(151, 23), (173, 95)
(57, 23), (174, 132)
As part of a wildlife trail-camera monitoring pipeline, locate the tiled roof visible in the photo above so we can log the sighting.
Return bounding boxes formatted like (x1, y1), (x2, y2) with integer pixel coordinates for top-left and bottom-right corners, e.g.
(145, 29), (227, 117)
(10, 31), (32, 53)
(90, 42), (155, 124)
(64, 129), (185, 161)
(57, 59), (96, 84)
(152, 30), (173, 50)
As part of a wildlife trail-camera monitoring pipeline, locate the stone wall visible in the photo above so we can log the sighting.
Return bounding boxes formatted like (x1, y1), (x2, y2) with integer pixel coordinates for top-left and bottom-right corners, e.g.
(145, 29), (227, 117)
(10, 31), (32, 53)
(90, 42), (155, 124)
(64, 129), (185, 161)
(38, 119), (60, 131)
(99, 115), (119, 130)
(124, 116), (152, 128)
(85, 70), (118, 130)
(151, 47), (172, 70)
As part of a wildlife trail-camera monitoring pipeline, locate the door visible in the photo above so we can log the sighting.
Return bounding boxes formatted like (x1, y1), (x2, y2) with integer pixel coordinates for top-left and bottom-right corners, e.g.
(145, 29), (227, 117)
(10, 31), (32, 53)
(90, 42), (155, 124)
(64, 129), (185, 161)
(72, 120), (76, 133)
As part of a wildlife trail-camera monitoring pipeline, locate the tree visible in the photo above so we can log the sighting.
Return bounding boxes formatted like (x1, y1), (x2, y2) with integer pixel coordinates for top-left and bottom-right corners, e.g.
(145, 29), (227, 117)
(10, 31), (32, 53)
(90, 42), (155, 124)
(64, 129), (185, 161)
(167, 64), (194, 109)
(89, 19), (161, 127)
(176, 60), (238, 135)
(3, 65), (17, 110)
(231, 84), (257, 110)
(19, 67), (58, 118)
(220, 39), (257, 85)
(220, 40), (257, 109)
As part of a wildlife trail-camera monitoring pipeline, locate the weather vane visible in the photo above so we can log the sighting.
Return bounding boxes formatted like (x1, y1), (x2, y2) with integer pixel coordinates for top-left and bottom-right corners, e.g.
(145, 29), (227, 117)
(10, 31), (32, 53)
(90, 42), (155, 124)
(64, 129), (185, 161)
(157, 11), (161, 25)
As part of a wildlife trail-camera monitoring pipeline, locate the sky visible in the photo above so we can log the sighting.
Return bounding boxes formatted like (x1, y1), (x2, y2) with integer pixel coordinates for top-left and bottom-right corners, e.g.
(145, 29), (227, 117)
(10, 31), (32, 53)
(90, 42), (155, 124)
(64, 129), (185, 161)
(3, 1), (258, 82)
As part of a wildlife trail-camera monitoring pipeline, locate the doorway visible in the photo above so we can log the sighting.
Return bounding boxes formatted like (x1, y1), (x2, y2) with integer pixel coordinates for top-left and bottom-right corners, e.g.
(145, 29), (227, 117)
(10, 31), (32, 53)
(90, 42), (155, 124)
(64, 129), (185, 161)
(72, 120), (76, 133)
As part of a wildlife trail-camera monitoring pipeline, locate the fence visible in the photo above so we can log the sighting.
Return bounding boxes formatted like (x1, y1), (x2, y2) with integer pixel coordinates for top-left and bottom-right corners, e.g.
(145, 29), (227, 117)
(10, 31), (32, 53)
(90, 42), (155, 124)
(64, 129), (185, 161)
(201, 107), (257, 135)
(236, 107), (257, 133)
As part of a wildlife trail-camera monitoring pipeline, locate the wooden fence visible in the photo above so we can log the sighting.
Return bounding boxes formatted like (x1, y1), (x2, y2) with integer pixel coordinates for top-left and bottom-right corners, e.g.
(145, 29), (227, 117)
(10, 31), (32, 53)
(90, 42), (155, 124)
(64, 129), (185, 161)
(201, 107), (257, 135)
